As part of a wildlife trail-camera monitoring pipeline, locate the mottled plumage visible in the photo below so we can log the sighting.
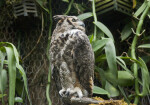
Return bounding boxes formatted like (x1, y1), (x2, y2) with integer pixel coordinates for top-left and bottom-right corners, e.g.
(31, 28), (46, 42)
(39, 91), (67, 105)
(50, 15), (94, 98)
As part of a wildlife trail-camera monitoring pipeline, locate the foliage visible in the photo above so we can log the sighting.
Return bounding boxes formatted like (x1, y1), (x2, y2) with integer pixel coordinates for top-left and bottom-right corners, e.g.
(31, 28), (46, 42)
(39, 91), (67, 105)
(77, 0), (150, 105)
(0, 42), (31, 105)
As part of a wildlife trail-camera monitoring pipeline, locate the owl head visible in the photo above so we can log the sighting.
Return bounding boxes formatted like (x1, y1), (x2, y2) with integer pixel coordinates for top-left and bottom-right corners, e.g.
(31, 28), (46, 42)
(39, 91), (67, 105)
(53, 15), (85, 32)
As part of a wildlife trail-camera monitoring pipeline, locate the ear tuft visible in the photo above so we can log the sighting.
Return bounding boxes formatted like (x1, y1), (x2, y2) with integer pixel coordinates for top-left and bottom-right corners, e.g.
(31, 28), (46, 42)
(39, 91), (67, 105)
(53, 15), (66, 21)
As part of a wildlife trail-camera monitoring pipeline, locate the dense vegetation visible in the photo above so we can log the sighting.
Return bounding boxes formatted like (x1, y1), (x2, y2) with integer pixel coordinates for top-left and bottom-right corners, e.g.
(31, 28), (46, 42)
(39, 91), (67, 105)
(0, 0), (150, 105)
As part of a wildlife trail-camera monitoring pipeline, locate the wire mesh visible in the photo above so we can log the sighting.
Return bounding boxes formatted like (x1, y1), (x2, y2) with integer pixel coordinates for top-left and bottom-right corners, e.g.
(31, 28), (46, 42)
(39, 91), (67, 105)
(0, 3), (64, 105)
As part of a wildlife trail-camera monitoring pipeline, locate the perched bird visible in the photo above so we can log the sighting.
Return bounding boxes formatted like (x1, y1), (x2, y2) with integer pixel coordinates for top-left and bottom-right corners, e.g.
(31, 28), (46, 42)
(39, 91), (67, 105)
(50, 15), (94, 98)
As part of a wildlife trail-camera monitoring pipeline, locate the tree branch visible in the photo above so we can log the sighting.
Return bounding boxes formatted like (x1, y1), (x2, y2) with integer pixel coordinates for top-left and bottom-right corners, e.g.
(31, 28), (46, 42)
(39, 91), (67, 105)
(62, 97), (125, 105)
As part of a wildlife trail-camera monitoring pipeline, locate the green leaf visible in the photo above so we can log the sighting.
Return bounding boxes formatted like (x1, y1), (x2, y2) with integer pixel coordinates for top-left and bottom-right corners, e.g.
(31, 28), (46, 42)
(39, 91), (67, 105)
(5, 46), (16, 105)
(93, 86), (110, 97)
(116, 57), (126, 67)
(105, 81), (119, 97)
(0, 94), (6, 98)
(0, 48), (6, 104)
(74, 3), (85, 13)
(95, 54), (106, 63)
(116, 59), (133, 75)
(77, 12), (93, 20)
(120, 56), (150, 96)
(118, 86), (130, 103)
(16, 64), (32, 104)
(138, 44), (150, 48)
(16, 78), (24, 97)
(0, 49), (6, 71)
(94, 21), (114, 41)
(5, 42), (19, 64)
(120, 57), (141, 65)
(138, 57), (150, 96)
(118, 71), (134, 86)
(105, 39), (117, 80)
(0, 69), (7, 93)
(148, 11), (150, 18)
(95, 67), (106, 88)
(1, 42), (32, 105)
(15, 97), (23, 103)
(62, 0), (69, 3)
(92, 38), (110, 52)
(134, 1), (147, 18)
(121, 22), (133, 41)
(35, 0), (49, 13)
(89, 34), (94, 43)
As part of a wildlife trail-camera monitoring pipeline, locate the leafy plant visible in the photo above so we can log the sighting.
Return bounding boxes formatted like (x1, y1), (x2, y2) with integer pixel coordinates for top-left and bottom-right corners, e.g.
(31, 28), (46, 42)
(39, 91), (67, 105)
(0, 42), (31, 105)
(78, 0), (150, 104)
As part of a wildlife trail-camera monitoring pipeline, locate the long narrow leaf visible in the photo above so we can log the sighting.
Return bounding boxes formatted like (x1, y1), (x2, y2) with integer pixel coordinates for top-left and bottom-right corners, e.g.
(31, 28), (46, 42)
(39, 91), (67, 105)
(16, 64), (32, 105)
(120, 56), (150, 96)
(89, 34), (94, 43)
(0, 48), (6, 96)
(120, 57), (141, 65)
(0, 50), (5, 71)
(134, 1), (147, 17)
(118, 71), (134, 86)
(116, 60), (133, 75)
(118, 86), (130, 103)
(35, 0), (49, 13)
(92, 38), (110, 52)
(0, 94), (6, 98)
(5, 47), (16, 105)
(77, 12), (93, 20)
(3, 42), (19, 64)
(94, 21), (114, 41)
(95, 67), (106, 88)
(105, 39), (117, 80)
(138, 44), (150, 48)
(105, 81), (119, 97)
(0, 69), (7, 93)
(2, 42), (32, 105)
(116, 57), (126, 67)
(93, 86), (110, 97)
(138, 57), (150, 96)
(95, 54), (106, 63)
(121, 22), (133, 41)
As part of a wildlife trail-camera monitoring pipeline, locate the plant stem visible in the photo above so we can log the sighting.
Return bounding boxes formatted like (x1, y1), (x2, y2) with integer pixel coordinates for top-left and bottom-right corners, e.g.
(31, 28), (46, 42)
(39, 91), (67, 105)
(131, 4), (150, 104)
(92, 0), (97, 41)
(64, 0), (74, 15)
(46, 0), (52, 105)
(46, 67), (51, 105)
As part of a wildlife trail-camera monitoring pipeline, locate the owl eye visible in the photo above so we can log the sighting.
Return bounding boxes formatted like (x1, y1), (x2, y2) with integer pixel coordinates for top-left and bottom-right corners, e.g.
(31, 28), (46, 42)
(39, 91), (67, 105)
(72, 18), (76, 22)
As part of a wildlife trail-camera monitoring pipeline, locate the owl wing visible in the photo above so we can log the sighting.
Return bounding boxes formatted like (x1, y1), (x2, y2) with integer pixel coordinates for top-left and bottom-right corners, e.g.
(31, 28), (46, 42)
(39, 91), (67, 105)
(73, 31), (95, 97)
(49, 32), (62, 91)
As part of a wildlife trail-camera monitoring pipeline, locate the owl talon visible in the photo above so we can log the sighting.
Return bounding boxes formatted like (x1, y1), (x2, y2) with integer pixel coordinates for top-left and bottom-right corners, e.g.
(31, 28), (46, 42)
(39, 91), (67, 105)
(65, 88), (71, 96)
(73, 87), (83, 98)
(59, 87), (83, 98)
(59, 89), (66, 97)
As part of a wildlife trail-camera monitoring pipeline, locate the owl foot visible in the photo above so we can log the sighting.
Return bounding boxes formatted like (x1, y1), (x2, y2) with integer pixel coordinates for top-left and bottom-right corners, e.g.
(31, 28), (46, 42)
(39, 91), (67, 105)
(59, 88), (66, 97)
(59, 87), (83, 98)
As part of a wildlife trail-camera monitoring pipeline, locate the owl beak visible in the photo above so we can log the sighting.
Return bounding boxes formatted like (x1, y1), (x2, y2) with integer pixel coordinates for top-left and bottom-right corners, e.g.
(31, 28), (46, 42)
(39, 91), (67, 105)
(80, 23), (85, 28)
(79, 21), (85, 28)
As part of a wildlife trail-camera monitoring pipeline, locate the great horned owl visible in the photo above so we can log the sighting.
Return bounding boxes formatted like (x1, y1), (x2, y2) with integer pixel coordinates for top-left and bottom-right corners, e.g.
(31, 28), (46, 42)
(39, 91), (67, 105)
(50, 15), (94, 98)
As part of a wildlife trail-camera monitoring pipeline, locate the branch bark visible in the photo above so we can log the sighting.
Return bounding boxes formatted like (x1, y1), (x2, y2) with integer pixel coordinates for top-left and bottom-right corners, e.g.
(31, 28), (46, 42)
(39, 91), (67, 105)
(62, 97), (124, 105)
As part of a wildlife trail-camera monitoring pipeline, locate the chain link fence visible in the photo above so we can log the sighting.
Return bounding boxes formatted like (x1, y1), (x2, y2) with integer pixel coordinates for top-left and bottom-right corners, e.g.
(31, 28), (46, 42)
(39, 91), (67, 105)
(0, 1), (67, 104)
